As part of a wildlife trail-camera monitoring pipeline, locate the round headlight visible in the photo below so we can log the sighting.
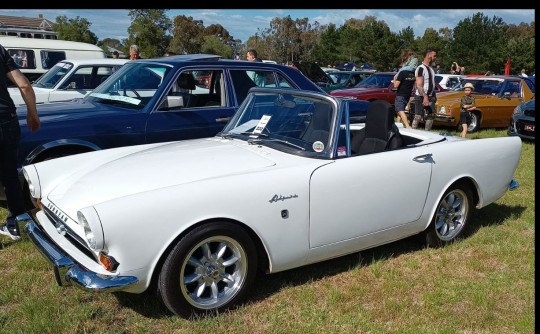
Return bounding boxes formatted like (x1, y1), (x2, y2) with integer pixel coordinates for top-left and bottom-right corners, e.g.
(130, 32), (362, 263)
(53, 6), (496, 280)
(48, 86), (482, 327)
(439, 106), (447, 115)
(23, 166), (41, 199)
(77, 207), (104, 251)
(512, 105), (522, 116)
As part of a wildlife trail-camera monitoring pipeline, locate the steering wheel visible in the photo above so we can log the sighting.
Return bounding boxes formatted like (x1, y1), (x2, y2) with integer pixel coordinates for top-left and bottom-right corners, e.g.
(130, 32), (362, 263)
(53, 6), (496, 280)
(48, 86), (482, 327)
(123, 87), (141, 98)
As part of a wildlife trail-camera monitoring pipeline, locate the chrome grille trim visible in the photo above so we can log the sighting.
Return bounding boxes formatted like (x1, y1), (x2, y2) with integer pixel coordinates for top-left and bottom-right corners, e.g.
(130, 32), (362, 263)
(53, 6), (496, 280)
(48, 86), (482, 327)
(42, 205), (96, 260)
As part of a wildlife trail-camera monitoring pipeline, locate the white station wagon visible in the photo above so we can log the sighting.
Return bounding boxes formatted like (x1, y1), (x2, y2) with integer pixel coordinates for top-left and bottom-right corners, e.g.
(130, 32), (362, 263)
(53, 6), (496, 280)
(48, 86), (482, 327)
(19, 88), (521, 318)
(8, 58), (128, 105)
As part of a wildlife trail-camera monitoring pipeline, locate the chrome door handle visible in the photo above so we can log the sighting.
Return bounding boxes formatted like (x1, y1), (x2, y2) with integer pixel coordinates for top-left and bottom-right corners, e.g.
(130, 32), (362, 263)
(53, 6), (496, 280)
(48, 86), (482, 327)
(413, 154), (432, 162)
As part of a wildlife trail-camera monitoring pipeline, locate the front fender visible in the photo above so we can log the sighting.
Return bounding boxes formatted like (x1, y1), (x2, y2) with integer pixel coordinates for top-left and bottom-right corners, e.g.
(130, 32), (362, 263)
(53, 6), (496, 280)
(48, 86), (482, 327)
(24, 139), (102, 165)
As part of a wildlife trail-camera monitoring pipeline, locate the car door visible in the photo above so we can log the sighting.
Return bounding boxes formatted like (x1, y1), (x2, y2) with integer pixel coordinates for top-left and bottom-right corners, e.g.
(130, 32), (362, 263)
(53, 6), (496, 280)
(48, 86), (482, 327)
(309, 146), (432, 249)
(146, 68), (237, 142)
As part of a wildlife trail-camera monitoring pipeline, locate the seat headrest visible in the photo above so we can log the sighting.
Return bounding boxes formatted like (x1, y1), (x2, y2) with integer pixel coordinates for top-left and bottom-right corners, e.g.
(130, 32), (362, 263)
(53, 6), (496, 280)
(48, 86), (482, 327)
(177, 72), (196, 90)
(365, 100), (394, 140)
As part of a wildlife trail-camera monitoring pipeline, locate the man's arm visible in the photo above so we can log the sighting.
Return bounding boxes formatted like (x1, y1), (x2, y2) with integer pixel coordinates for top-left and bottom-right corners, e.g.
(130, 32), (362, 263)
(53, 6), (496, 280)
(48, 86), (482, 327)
(6, 69), (40, 132)
(415, 67), (429, 106)
(415, 75), (425, 96)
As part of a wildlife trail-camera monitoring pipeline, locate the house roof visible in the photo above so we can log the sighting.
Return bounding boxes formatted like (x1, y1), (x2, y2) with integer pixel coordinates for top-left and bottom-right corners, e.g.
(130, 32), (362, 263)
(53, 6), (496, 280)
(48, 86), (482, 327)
(0, 14), (54, 31)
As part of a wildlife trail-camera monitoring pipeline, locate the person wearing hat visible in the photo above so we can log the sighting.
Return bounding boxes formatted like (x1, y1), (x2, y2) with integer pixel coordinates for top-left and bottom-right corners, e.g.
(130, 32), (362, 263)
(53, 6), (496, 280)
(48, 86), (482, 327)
(459, 82), (476, 137)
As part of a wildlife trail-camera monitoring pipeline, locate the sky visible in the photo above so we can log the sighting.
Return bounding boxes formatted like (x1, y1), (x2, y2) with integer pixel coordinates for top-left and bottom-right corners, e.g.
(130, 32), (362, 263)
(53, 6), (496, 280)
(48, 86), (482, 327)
(0, 9), (535, 43)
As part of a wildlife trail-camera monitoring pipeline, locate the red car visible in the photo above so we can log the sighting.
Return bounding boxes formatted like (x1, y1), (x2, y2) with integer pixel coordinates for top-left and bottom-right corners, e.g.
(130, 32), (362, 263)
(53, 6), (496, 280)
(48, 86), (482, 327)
(330, 71), (447, 105)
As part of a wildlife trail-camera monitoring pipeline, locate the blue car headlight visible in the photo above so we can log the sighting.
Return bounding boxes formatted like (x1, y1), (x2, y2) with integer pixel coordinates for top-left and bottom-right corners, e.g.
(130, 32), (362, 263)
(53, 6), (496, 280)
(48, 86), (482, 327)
(512, 105), (522, 116)
(77, 207), (104, 251)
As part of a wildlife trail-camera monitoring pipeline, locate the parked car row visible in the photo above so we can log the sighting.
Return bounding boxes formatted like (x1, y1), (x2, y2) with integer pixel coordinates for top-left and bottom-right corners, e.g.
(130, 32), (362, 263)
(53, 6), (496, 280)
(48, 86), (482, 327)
(406, 75), (535, 132)
(292, 61), (373, 92)
(297, 66), (534, 137)
(329, 71), (447, 106)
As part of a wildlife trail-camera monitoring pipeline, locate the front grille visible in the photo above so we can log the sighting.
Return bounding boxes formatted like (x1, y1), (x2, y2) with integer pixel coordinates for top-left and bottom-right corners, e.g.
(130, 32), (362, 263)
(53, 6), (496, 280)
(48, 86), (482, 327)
(524, 109), (535, 118)
(42, 206), (98, 262)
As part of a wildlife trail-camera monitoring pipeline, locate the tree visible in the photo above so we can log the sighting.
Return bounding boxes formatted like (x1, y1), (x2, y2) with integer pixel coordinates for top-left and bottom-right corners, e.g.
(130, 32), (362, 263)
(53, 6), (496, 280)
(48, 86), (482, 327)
(52, 15), (98, 44)
(201, 35), (233, 59)
(339, 16), (398, 71)
(448, 12), (508, 74)
(169, 15), (205, 54)
(126, 9), (171, 58)
(311, 23), (342, 66)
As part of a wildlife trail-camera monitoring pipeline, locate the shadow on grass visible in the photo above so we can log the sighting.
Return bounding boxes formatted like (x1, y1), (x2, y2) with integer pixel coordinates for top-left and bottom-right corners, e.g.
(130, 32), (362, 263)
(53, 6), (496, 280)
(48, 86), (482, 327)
(112, 202), (526, 319)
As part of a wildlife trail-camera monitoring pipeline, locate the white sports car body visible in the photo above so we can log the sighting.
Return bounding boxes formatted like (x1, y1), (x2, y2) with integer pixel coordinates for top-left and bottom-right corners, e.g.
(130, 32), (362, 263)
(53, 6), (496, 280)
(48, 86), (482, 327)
(20, 88), (521, 318)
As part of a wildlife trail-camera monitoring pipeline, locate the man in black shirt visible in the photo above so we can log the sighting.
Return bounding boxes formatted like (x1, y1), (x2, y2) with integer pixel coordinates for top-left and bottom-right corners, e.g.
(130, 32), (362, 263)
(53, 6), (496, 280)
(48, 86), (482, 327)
(0, 43), (40, 240)
(393, 68), (416, 128)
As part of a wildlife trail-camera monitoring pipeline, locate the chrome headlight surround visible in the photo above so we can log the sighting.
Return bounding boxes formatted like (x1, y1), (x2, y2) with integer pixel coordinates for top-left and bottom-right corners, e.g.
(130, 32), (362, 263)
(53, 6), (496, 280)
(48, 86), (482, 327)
(22, 165), (41, 199)
(512, 105), (522, 116)
(438, 105), (447, 115)
(77, 207), (104, 251)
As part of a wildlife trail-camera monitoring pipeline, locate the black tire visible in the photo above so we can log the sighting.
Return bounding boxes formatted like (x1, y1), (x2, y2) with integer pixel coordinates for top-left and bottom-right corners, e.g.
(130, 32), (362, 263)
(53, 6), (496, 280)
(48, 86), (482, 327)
(424, 181), (473, 247)
(158, 222), (257, 318)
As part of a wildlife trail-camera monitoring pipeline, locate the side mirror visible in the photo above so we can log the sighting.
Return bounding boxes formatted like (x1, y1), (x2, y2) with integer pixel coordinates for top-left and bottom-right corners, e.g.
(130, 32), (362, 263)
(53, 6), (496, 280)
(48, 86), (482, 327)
(162, 95), (185, 110)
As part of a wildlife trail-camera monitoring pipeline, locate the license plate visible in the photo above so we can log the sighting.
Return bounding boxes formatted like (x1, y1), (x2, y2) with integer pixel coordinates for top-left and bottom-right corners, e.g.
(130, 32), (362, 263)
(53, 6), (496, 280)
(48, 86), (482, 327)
(524, 124), (535, 131)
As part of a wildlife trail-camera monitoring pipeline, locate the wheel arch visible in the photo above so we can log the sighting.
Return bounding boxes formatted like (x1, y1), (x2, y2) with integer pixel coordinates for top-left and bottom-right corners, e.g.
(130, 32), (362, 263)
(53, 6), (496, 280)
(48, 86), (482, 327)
(24, 139), (101, 165)
(434, 176), (480, 214)
(149, 217), (269, 292)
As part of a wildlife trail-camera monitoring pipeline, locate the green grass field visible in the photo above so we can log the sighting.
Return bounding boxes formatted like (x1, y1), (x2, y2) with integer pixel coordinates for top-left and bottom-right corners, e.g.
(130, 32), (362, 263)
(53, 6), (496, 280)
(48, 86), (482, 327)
(0, 128), (534, 334)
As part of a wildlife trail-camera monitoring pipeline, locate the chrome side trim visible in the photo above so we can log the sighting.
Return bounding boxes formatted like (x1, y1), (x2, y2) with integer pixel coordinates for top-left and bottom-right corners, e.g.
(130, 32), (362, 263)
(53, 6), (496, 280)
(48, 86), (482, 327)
(21, 213), (138, 292)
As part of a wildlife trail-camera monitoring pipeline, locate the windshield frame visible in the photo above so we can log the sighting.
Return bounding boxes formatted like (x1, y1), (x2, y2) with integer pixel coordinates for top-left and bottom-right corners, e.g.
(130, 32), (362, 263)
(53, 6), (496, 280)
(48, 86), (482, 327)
(220, 87), (341, 159)
(85, 61), (174, 111)
(32, 61), (74, 89)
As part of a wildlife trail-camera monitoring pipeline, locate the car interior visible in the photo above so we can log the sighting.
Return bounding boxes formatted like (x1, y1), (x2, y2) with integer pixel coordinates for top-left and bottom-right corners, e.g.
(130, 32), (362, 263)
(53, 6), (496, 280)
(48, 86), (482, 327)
(350, 100), (405, 155)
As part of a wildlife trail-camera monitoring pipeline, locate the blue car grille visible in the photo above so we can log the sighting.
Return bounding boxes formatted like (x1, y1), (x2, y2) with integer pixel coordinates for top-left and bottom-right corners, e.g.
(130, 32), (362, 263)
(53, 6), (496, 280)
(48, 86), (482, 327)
(524, 109), (535, 118)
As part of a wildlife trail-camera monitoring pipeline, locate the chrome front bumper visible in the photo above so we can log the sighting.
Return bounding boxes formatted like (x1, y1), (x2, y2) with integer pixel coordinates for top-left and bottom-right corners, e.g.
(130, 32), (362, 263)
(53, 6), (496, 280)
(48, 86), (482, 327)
(20, 213), (138, 292)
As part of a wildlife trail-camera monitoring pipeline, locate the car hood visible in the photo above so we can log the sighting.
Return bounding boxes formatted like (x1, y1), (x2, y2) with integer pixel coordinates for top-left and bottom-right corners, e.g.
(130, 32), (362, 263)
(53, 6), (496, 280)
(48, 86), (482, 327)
(293, 61), (333, 85)
(16, 98), (123, 121)
(9, 86), (53, 105)
(46, 138), (277, 215)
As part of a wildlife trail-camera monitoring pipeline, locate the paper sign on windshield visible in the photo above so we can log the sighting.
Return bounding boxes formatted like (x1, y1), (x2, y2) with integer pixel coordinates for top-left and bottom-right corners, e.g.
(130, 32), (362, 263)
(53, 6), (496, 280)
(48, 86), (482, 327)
(252, 115), (272, 135)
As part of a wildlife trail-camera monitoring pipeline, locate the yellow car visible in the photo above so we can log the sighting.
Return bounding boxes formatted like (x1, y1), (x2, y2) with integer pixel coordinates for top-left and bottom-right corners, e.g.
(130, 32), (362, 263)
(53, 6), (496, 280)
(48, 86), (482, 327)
(406, 76), (535, 132)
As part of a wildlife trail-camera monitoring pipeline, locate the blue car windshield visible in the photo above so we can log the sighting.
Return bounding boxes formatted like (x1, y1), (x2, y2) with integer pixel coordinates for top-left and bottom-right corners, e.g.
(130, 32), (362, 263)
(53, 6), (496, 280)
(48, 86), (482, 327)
(87, 62), (172, 110)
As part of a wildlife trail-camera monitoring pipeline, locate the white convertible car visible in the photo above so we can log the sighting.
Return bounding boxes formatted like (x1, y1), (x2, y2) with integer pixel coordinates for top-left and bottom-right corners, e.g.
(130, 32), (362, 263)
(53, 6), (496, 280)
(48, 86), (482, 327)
(19, 88), (521, 318)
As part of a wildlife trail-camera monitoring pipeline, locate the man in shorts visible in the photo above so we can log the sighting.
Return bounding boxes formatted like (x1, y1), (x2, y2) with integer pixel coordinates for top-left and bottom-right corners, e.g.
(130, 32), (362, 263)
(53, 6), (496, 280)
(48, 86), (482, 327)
(412, 49), (437, 131)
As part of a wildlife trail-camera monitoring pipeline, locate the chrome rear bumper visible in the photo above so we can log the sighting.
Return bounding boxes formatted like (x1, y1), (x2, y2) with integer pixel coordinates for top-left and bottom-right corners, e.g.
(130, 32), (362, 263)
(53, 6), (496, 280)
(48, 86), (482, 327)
(20, 213), (138, 292)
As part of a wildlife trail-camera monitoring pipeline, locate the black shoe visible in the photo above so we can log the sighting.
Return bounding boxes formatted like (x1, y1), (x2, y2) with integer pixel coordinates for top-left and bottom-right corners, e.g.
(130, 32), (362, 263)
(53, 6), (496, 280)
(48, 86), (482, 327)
(0, 223), (21, 241)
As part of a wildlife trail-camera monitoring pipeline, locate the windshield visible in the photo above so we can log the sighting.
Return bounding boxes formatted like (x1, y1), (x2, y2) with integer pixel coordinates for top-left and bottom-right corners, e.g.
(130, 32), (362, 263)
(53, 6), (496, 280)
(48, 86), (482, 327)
(452, 79), (505, 95)
(328, 72), (351, 84)
(221, 90), (337, 157)
(87, 62), (172, 110)
(355, 73), (394, 88)
(33, 62), (73, 88)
